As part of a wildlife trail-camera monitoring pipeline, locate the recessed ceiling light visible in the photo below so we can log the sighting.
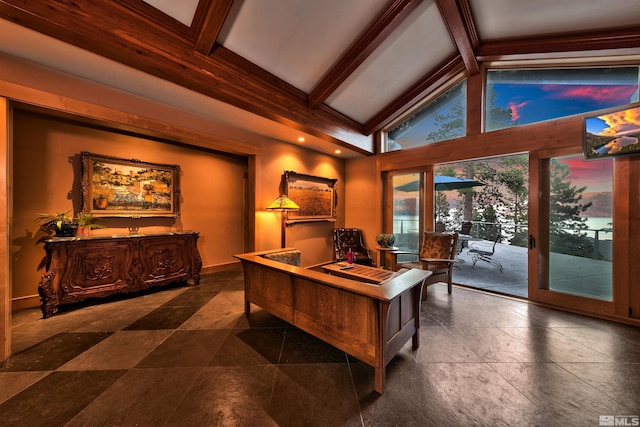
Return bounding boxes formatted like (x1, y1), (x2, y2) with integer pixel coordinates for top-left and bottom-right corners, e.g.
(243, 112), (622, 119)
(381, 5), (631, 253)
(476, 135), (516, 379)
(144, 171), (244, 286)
(297, 137), (305, 142)
(334, 149), (342, 154)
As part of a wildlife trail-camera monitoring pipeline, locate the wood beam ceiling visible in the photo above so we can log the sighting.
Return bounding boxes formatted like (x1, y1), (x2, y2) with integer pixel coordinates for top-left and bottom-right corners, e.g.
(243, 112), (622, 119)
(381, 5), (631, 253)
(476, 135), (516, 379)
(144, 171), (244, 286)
(477, 26), (640, 61)
(364, 54), (466, 134)
(308, 0), (424, 108)
(1, 0), (639, 154)
(435, 0), (478, 75)
(192, 0), (234, 56)
(0, 0), (372, 152)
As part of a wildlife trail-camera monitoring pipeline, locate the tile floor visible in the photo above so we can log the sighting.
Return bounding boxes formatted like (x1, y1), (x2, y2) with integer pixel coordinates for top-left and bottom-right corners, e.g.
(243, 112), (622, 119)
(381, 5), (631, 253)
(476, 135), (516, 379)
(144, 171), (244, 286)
(1, 268), (640, 426)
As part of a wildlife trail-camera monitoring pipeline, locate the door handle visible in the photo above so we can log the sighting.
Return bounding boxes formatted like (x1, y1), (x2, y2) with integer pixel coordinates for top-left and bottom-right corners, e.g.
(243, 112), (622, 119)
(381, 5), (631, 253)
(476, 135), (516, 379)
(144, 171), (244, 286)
(529, 235), (536, 249)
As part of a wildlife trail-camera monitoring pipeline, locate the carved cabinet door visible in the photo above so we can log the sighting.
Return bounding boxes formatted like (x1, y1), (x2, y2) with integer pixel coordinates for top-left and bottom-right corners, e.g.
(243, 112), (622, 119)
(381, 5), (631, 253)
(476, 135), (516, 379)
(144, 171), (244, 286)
(57, 240), (134, 303)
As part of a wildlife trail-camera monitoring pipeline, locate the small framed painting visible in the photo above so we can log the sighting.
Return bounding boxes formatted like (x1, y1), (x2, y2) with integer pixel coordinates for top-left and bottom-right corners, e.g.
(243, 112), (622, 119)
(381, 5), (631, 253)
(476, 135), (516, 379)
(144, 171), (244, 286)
(284, 171), (337, 223)
(81, 152), (180, 217)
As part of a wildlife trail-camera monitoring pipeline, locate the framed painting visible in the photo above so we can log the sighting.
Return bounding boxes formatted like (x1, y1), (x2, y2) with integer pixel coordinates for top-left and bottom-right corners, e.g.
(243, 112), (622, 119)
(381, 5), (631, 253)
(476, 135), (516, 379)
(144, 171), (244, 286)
(583, 102), (640, 161)
(81, 152), (180, 217)
(284, 171), (337, 223)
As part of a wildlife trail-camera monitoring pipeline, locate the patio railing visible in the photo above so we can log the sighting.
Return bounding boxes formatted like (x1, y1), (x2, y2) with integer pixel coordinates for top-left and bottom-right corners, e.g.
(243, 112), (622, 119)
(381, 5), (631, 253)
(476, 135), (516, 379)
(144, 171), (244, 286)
(393, 219), (612, 261)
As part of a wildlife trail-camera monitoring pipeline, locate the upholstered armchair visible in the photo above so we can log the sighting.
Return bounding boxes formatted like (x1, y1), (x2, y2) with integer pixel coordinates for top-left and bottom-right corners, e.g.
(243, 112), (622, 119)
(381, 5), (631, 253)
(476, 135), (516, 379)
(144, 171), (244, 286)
(392, 231), (458, 300)
(333, 228), (373, 266)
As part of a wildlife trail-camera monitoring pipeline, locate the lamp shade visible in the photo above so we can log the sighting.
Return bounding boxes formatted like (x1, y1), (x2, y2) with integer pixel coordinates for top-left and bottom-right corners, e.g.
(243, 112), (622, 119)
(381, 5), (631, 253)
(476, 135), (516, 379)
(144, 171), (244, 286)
(266, 195), (300, 210)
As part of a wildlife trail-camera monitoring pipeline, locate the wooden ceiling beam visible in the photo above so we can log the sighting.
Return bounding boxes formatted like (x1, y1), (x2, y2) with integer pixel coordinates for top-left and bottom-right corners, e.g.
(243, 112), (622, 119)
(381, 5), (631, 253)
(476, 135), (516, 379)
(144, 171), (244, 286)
(192, 0), (234, 56)
(308, 0), (423, 108)
(435, 0), (479, 75)
(0, 0), (373, 151)
(112, 0), (191, 38)
(364, 54), (466, 134)
(477, 27), (640, 61)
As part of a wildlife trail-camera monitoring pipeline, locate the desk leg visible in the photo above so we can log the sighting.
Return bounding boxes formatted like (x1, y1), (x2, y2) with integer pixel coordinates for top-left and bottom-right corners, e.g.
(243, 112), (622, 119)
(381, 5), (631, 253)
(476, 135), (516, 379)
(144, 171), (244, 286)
(374, 367), (385, 394)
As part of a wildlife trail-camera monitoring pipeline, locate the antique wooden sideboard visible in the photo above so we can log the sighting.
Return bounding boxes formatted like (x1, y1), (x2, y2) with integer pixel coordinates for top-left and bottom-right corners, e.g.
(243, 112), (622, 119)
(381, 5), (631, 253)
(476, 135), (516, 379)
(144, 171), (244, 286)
(38, 232), (202, 318)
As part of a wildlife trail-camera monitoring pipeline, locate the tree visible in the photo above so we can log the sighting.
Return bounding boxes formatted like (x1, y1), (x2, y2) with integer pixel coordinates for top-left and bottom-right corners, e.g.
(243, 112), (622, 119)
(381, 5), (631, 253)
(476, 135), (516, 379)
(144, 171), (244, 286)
(548, 159), (593, 257)
(485, 85), (517, 131)
(497, 156), (528, 246)
(434, 164), (456, 228)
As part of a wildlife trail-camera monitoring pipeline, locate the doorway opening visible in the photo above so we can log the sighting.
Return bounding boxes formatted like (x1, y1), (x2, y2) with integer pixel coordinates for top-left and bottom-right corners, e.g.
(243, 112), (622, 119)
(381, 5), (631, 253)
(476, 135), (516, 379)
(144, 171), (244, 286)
(434, 155), (529, 297)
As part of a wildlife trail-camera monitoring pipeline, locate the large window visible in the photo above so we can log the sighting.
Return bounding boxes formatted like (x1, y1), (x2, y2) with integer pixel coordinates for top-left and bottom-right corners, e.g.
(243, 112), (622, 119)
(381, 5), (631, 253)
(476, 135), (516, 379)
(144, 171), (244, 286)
(386, 80), (466, 152)
(486, 67), (639, 131)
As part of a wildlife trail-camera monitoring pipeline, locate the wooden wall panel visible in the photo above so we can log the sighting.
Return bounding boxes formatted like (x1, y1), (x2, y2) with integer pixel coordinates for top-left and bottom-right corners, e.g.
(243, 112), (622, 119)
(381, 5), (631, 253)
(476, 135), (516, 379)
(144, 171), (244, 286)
(0, 97), (9, 361)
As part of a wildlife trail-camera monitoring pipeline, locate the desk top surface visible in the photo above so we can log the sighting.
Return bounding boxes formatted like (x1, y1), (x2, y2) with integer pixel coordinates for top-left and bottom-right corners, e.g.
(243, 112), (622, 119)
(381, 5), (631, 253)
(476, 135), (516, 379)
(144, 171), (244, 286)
(322, 262), (399, 284)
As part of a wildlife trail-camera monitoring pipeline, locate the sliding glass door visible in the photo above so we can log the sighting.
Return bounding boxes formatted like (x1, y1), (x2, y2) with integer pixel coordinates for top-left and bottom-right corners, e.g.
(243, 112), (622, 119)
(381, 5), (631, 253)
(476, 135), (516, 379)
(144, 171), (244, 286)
(391, 173), (422, 254)
(531, 151), (614, 310)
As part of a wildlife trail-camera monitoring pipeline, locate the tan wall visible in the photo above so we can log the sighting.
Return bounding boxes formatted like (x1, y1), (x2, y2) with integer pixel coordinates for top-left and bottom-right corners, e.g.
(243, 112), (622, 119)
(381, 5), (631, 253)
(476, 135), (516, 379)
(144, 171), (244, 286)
(11, 111), (247, 305)
(5, 57), (346, 309)
(257, 142), (345, 266)
(344, 156), (379, 263)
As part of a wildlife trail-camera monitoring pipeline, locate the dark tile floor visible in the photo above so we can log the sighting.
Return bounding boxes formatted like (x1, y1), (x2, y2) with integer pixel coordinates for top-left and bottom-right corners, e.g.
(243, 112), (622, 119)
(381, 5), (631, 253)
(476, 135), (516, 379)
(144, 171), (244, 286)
(1, 268), (640, 426)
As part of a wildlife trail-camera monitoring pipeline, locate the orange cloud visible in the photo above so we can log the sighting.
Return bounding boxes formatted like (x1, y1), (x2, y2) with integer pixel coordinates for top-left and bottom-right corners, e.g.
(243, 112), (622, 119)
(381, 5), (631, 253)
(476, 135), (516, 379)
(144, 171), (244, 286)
(542, 84), (637, 103)
(507, 101), (528, 120)
(598, 107), (640, 136)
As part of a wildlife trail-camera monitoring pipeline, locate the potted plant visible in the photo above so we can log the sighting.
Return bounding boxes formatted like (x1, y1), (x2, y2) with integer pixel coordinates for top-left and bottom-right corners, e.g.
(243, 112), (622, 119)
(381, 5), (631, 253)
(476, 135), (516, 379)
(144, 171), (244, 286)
(75, 212), (105, 237)
(375, 233), (396, 248)
(36, 210), (77, 237)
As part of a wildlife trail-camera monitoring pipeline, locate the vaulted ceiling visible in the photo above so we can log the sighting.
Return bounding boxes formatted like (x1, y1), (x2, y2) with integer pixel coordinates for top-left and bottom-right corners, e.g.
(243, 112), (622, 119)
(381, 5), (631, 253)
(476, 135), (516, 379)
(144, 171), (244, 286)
(1, 0), (640, 157)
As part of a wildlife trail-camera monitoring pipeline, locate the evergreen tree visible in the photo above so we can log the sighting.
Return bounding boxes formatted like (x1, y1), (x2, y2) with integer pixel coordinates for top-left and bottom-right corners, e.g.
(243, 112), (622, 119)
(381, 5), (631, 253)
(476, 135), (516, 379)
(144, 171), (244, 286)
(434, 165), (456, 228)
(549, 159), (593, 257)
(424, 99), (465, 143)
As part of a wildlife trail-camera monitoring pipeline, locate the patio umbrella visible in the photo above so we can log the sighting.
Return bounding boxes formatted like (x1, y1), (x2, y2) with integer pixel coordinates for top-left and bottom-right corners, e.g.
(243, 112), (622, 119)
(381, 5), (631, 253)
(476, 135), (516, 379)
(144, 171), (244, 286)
(394, 175), (484, 192)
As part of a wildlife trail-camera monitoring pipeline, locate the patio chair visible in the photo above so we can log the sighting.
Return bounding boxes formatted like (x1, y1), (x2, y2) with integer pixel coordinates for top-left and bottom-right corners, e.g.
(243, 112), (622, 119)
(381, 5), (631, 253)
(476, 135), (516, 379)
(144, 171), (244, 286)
(460, 221), (472, 235)
(457, 221), (473, 253)
(333, 228), (373, 266)
(392, 231), (458, 300)
(468, 227), (503, 272)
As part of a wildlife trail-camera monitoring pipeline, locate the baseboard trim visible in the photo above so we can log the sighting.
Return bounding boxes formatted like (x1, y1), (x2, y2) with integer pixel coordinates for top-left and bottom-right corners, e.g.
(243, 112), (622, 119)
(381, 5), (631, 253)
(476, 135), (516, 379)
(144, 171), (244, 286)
(11, 295), (40, 311)
(201, 261), (241, 275)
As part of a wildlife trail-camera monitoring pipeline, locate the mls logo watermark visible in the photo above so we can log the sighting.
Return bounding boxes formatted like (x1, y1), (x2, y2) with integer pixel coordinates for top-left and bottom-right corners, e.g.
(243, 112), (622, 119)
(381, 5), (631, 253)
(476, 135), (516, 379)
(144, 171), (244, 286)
(599, 415), (640, 426)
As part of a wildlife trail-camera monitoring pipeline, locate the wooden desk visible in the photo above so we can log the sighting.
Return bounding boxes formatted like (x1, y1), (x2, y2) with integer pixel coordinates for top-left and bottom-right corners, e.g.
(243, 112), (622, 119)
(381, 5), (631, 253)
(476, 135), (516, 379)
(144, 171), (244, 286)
(322, 262), (398, 284)
(236, 249), (431, 394)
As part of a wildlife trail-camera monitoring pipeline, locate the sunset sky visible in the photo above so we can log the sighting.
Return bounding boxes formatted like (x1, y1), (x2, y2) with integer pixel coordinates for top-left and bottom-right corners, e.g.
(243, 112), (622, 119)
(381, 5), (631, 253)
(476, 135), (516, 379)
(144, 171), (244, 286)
(493, 82), (637, 193)
(394, 78), (639, 193)
(492, 83), (638, 128)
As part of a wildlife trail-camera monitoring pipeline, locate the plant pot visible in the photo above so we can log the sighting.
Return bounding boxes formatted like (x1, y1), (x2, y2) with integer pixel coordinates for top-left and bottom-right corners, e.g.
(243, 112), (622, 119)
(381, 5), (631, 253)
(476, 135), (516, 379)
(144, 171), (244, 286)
(94, 196), (108, 209)
(55, 222), (77, 237)
(76, 226), (91, 237)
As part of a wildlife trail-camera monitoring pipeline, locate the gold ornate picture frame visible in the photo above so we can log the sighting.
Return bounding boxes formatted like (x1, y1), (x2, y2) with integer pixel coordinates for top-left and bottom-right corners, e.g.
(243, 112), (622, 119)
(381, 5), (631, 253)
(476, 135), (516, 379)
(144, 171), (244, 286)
(284, 171), (337, 223)
(81, 152), (180, 218)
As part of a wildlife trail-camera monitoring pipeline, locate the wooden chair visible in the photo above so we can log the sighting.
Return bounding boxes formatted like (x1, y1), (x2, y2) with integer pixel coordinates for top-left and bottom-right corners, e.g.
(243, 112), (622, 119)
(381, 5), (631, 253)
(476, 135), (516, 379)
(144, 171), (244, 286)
(392, 231), (458, 300)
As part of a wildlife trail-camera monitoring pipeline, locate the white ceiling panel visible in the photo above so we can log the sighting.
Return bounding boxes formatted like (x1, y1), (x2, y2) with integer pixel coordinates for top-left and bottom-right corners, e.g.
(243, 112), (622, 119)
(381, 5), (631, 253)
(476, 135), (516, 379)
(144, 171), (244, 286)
(325, 0), (455, 123)
(0, 19), (362, 157)
(471, 0), (640, 41)
(142, 0), (200, 26)
(218, 0), (389, 92)
(2, 0), (639, 155)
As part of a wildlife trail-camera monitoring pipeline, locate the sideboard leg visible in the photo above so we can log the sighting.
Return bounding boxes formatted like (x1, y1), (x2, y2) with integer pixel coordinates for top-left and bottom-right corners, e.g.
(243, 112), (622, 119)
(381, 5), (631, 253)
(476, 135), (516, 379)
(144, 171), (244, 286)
(38, 270), (58, 319)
